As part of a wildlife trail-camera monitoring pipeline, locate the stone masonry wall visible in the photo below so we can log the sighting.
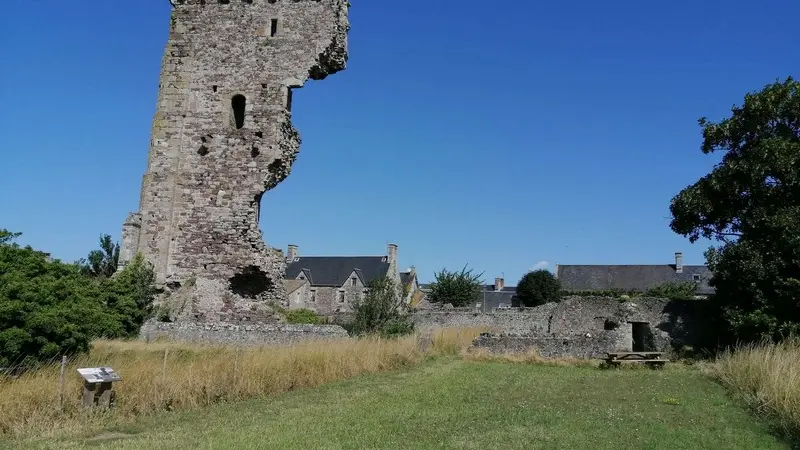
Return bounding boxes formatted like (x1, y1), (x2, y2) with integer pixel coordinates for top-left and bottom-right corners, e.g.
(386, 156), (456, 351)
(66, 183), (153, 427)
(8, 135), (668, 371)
(470, 332), (621, 359)
(412, 307), (557, 335)
(140, 321), (349, 346)
(120, 0), (349, 322)
(413, 296), (708, 354)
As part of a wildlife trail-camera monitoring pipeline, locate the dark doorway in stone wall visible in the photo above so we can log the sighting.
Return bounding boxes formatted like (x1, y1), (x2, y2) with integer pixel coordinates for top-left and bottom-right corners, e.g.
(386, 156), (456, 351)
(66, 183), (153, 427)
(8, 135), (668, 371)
(229, 265), (273, 299)
(631, 322), (656, 352)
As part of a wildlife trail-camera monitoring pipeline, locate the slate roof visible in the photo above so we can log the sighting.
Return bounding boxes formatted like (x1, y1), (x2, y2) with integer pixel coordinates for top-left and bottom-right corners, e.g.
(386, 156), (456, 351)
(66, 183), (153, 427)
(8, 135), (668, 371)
(556, 264), (714, 296)
(285, 256), (390, 287)
(478, 291), (519, 309)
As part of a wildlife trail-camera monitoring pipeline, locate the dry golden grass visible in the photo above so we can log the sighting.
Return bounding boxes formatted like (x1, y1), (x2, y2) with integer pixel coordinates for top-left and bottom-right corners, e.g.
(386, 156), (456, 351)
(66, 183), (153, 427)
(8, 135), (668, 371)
(429, 327), (493, 355)
(461, 347), (600, 367)
(713, 339), (800, 439)
(0, 328), (491, 439)
(0, 336), (423, 438)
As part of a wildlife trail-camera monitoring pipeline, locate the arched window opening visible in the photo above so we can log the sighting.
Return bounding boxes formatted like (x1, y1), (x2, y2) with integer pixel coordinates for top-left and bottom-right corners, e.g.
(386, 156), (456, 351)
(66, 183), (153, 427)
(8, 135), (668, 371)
(231, 95), (246, 129)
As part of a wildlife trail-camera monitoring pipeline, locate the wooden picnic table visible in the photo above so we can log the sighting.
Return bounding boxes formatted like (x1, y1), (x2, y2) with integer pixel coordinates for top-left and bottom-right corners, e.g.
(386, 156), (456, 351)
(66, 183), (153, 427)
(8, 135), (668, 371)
(604, 351), (668, 369)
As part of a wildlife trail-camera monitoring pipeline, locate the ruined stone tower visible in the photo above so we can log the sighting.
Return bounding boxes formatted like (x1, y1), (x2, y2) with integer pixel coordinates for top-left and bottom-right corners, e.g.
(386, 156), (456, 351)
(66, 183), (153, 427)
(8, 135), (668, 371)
(119, 0), (349, 322)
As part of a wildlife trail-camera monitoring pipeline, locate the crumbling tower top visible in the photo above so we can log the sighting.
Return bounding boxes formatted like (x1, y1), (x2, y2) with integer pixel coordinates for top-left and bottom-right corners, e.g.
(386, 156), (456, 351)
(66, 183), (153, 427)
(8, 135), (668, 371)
(119, 0), (349, 322)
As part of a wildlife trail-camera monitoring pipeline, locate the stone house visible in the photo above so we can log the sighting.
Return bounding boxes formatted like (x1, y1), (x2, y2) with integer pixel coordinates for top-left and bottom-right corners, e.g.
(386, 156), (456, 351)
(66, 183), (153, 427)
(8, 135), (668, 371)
(283, 243), (417, 315)
(556, 252), (714, 298)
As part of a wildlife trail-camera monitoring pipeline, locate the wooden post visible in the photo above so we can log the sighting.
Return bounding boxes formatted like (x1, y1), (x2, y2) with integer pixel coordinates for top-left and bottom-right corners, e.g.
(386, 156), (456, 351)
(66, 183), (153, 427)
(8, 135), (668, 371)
(162, 348), (169, 385)
(57, 355), (67, 409)
(82, 382), (115, 409)
(97, 382), (114, 408)
(234, 348), (239, 384)
(82, 382), (97, 408)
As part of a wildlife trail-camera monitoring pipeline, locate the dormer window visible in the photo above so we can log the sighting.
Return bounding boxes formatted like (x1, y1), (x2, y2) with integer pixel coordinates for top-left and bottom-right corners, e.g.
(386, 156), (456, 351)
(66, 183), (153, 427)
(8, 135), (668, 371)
(351, 277), (357, 287)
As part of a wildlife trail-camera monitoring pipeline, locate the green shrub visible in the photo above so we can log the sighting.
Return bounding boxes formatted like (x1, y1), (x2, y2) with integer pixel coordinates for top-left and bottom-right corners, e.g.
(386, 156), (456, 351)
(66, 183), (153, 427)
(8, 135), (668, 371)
(349, 277), (414, 337)
(644, 281), (698, 301)
(427, 265), (484, 307)
(285, 309), (323, 325)
(378, 318), (415, 338)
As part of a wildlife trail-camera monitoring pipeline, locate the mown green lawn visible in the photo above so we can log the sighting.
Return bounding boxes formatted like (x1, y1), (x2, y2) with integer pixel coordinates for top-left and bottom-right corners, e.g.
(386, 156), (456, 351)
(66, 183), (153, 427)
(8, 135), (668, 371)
(9, 358), (787, 450)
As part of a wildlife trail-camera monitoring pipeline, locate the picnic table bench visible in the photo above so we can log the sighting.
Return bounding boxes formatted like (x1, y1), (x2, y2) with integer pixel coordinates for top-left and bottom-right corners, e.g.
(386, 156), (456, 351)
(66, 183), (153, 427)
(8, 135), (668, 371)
(604, 351), (668, 369)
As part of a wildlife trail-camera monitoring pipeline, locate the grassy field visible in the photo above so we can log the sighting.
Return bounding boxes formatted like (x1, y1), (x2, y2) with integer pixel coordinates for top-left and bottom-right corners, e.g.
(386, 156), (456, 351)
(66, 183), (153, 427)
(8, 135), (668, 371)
(10, 358), (787, 450)
(0, 328), (486, 439)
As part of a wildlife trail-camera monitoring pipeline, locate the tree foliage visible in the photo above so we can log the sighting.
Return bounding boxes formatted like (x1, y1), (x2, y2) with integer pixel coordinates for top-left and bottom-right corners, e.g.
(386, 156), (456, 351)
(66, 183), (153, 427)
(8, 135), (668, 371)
(669, 77), (800, 344)
(516, 269), (561, 307)
(79, 234), (120, 278)
(427, 265), (484, 307)
(349, 276), (413, 337)
(0, 229), (157, 367)
(103, 253), (157, 335)
(644, 281), (699, 301)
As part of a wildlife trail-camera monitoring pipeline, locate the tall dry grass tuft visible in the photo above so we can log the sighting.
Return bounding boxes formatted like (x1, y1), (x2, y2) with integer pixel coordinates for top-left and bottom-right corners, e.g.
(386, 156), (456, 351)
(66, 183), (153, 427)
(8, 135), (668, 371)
(0, 335), (423, 438)
(429, 327), (492, 355)
(0, 327), (495, 439)
(462, 347), (599, 367)
(713, 338), (800, 439)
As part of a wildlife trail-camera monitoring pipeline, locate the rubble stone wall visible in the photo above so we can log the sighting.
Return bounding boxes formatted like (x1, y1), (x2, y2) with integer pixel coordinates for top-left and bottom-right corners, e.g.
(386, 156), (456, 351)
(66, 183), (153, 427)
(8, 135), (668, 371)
(470, 332), (622, 359)
(414, 296), (708, 356)
(139, 321), (349, 346)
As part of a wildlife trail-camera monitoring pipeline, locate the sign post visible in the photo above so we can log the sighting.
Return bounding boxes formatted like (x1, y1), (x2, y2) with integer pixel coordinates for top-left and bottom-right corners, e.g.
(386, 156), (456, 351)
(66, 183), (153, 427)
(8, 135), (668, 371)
(76, 367), (122, 409)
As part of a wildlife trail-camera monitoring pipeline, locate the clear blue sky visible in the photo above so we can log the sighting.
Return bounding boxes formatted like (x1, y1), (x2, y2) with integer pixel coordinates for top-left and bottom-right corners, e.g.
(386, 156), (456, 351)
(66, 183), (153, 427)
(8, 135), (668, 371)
(1, 1), (798, 284)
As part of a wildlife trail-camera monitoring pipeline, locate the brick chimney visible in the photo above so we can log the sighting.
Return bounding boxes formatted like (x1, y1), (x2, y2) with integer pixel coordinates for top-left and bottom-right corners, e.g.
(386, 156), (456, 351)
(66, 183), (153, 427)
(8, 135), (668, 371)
(675, 252), (683, 273)
(495, 277), (504, 291)
(287, 244), (299, 262)
(387, 243), (398, 267)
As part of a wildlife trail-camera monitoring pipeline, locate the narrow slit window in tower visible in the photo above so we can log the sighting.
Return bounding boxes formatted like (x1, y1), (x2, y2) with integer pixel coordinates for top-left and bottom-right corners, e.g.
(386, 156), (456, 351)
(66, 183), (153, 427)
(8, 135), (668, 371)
(270, 19), (279, 37)
(231, 95), (246, 129)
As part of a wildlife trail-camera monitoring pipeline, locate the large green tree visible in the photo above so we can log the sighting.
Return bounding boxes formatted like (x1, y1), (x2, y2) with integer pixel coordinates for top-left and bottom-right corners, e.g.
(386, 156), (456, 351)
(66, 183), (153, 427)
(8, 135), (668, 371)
(0, 230), (124, 366)
(669, 77), (800, 344)
(516, 269), (561, 307)
(427, 265), (484, 307)
(0, 229), (157, 367)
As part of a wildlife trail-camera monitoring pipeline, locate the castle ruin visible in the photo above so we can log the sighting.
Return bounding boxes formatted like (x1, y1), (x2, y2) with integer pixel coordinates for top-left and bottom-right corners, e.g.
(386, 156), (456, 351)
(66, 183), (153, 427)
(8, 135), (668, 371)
(119, 0), (349, 322)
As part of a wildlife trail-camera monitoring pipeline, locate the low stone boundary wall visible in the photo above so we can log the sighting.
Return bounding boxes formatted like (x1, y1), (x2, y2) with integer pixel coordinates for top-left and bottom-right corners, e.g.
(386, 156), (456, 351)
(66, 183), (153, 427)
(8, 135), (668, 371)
(469, 331), (619, 359)
(411, 308), (556, 334)
(139, 321), (349, 346)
